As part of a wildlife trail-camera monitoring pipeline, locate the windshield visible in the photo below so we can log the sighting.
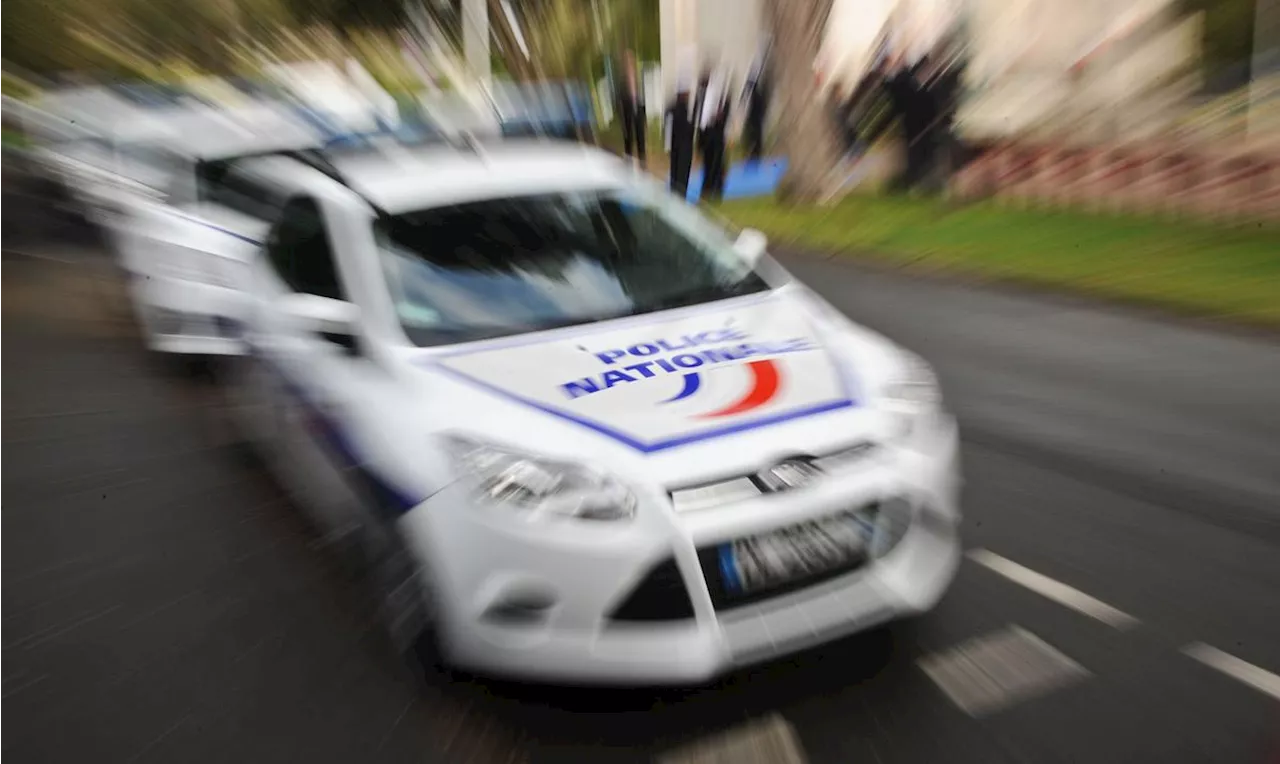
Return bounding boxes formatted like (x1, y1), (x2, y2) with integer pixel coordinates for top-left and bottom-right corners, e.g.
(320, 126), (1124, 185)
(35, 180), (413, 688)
(376, 186), (771, 346)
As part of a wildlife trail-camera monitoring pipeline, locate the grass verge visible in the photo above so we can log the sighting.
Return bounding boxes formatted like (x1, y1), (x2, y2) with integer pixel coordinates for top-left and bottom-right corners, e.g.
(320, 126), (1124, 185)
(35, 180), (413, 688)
(719, 194), (1280, 329)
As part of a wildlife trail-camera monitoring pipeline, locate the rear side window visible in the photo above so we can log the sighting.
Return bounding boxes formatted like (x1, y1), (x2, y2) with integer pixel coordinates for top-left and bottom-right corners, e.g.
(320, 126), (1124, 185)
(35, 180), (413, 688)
(197, 162), (284, 220)
(265, 197), (345, 301)
(114, 143), (186, 194)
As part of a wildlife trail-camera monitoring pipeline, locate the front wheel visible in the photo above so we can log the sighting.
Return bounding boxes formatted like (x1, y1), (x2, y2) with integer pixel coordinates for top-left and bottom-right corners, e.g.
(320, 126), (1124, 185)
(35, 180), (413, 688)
(218, 354), (281, 454)
(361, 518), (450, 687)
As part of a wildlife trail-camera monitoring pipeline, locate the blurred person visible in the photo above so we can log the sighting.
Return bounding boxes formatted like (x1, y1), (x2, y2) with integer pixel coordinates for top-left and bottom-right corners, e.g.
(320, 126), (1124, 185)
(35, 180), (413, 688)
(831, 80), (863, 160)
(843, 52), (895, 154)
(697, 66), (731, 202)
(884, 55), (935, 192)
(692, 66), (713, 194)
(920, 42), (966, 188)
(692, 67), (712, 138)
(664, 73), (696, 198)
(740, 46), (771, 163)
(617, 51), (647, 165)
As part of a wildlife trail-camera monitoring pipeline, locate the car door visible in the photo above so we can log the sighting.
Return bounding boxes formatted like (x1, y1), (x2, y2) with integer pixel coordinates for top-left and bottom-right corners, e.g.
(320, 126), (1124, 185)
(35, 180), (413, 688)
(247, 195), (375, 541)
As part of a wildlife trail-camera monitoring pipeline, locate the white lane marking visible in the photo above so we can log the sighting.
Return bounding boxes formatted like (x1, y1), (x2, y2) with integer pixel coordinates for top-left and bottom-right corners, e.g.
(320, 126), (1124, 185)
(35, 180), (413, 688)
(655, 713), (807, 764)
(918, 625), (1091, 718)
(1182, 643), (1280, 702)
(967, 549), (1140, 629)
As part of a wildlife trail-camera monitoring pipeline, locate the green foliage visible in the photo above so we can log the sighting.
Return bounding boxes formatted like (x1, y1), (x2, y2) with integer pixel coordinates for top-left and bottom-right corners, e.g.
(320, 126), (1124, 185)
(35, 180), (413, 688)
(287, 0), (407, 35)
(1, 0), (412, 75)
(510, 0), (660, 81)
(720, 194), (1280, 327)
(0, 0), (661, 88)
(608, 0), (660, 61)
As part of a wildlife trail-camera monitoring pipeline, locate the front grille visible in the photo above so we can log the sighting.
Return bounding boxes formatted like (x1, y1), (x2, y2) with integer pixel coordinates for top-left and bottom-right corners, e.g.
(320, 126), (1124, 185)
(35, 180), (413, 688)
(606, 556), (696, 623)
(668, 440), (878, 513)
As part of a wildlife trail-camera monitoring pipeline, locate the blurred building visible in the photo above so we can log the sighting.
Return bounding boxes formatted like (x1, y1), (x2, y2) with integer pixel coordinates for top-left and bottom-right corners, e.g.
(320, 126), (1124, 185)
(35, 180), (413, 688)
(819, 0), (1198, 144)
(961, 0), (1201, 143)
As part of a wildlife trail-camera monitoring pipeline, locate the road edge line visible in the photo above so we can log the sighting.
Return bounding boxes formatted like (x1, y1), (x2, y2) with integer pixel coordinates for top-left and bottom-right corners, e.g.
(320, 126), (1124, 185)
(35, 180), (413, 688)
(967, 549), (1140, 630)
(1182, 643), (1280, 701)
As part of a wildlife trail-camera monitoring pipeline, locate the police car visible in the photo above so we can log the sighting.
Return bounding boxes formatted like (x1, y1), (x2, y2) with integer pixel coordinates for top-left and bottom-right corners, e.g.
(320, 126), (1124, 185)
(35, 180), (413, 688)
(30, 91), (328, 355)
(109, 104), (327, 355)
(209, 139), (961, 684)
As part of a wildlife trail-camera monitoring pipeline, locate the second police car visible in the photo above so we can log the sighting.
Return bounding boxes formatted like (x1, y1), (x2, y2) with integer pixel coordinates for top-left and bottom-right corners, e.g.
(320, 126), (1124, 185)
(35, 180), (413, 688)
(212, 140), (961, 684)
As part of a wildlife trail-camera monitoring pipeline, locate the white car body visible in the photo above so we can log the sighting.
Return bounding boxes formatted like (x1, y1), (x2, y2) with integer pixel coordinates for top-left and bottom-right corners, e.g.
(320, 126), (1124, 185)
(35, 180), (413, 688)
(31, 86), (514, 358)
(198, 142), (961, 683)
(35, 96), (326, 355)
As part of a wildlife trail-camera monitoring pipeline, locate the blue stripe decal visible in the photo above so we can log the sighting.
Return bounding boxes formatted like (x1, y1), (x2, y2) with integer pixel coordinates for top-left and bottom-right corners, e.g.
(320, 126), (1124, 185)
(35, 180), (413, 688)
(719, 544), (743, 594)
(250, 352), (425, 514)
(164, 208), (263, 247)
(288, 103), (343, 141)
(426, 359), (856, 454)
(419, 293), (863, 453)
(205, 226), (260, 246)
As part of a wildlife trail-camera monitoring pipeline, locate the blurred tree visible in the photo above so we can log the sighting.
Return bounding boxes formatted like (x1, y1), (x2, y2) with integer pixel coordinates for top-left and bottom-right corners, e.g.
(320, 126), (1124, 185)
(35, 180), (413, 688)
(766, 0), (846, 204)
(525, 0), (595, 78)
(497, 0), (659, 81)
(286, 0), (407, 33)
(490, 0), (541, 80)
(0, 0), (660, 88)
(1, 0), (445, 76)
(3, 0), (81, 75)
(609, 0), (659, 62)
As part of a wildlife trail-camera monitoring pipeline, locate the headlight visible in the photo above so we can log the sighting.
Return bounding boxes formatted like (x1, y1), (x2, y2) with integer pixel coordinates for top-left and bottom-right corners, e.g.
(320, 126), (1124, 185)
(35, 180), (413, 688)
(444, 436), (636, 522)
(883, 352), (943, 408)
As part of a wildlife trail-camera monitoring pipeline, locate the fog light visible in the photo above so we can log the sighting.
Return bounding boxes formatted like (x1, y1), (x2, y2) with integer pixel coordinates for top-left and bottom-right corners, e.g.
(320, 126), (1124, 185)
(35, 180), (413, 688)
(481, 587), (557, 625)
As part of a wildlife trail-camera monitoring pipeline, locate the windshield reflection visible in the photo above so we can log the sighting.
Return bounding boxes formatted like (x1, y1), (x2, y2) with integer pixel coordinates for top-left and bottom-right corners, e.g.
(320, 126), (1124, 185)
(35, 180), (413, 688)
(378, 188), (770, 346)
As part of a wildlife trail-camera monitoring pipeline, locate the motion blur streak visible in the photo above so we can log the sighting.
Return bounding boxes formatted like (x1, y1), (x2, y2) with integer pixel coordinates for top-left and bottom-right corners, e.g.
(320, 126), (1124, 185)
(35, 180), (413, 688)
(4, 0), (1280, 761)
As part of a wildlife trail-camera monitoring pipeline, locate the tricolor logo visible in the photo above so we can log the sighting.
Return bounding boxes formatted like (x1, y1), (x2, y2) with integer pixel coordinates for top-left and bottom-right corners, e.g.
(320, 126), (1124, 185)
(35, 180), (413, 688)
(558, 327), (812, 419)
(429, 299), (858, 452)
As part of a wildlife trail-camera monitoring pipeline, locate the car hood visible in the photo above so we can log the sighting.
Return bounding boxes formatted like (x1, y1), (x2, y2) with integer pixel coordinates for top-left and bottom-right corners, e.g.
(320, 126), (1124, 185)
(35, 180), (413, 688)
(410, 284), (914, 486)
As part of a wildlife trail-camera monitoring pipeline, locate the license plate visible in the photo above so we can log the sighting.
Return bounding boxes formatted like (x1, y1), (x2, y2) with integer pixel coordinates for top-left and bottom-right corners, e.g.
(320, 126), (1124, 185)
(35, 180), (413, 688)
(720, 510), (874, 596)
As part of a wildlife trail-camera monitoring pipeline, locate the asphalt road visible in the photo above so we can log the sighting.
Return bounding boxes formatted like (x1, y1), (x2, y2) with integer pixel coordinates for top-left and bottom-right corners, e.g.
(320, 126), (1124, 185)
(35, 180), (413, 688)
(4, 240), (1280, 764)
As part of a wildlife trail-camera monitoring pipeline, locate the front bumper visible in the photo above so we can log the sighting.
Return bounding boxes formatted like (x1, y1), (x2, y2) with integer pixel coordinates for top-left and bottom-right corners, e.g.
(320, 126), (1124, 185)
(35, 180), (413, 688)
(401, 415), (962, 684)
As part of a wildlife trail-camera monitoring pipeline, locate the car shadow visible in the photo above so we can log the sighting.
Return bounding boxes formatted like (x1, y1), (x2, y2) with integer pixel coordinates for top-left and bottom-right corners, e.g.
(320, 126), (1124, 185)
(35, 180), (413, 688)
(433, 620), (921, 754)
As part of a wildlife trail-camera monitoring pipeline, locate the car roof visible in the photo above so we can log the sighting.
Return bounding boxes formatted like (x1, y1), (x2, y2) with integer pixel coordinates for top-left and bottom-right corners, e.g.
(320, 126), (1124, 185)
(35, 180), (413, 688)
(325, 141), (632, 214)
(127, 104), (324, 160)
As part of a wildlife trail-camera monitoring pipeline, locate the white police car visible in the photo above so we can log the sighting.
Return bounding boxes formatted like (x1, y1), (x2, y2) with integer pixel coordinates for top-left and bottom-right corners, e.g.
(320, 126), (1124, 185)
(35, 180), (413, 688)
(29, 92), (328, 356)
(100, 105), (323, 356)
(218, 140), (961, 684)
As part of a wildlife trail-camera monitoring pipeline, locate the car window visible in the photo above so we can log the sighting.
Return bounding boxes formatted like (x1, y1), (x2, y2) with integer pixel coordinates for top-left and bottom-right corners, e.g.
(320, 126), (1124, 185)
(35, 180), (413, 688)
(197, 163), (285, 220)
(113, 142), (185, 194)
(376, 186), (770, 346)
(266, 198), (345, 300)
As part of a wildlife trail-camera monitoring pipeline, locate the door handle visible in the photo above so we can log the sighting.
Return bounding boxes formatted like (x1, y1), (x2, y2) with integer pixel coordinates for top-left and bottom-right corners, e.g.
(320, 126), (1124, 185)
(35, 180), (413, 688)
(320, 331), (361, 356)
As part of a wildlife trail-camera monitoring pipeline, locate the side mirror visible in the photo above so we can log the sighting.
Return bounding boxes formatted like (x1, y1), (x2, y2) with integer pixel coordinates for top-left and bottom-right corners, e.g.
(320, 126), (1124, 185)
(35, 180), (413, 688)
(733, 228), (768, 267)
(280, 293), (362, 352)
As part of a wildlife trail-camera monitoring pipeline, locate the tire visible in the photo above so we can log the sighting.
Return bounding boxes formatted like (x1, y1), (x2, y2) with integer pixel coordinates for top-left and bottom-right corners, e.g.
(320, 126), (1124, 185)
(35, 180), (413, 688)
(221, 352), (449, 686)
(361, 518), (449, 687)
(215, 353), (279, 468)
